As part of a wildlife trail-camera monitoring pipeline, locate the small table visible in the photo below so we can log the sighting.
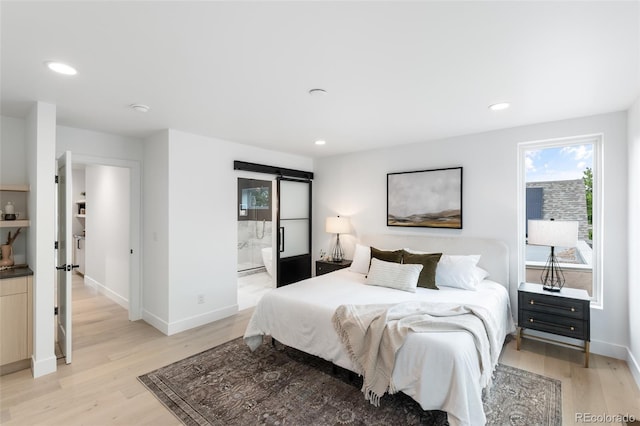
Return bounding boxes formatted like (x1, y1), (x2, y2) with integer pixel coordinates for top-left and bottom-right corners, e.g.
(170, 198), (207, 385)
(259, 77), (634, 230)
(517, 282), (591, 367)
(315, 259), (352, 276)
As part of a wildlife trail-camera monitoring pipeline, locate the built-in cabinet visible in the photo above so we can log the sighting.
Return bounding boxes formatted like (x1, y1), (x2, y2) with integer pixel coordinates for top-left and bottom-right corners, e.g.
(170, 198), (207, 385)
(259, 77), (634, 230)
(74, 199), (86, 275)
(0, 184), (30, 228)
(0, 185), (33, 374)
(0, 267), (33, 375)
(75, 199), (86, 218)
(0, 185), (29, 268)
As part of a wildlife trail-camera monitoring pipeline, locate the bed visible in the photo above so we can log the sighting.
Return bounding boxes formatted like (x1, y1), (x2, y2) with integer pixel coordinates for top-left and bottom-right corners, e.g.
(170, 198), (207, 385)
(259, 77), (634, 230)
(244, 234), (515, 426)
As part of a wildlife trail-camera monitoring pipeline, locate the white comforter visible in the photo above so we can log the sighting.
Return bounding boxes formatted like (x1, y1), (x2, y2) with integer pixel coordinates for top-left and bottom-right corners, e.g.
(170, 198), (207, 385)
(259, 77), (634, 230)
(244, 269), (515, 426)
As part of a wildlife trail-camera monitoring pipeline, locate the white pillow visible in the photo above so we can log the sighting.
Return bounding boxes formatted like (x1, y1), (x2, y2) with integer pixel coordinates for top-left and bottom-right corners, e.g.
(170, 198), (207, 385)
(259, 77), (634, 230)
(436, 255), (483, 290)
(474, 266), (490, 282)
(365, 258), (423, 293)
(349, 243), (371, 274)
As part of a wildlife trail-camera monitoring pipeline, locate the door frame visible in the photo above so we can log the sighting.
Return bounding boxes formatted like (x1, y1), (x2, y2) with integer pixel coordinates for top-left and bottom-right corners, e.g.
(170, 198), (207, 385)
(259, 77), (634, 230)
(68, 154), (142, 320)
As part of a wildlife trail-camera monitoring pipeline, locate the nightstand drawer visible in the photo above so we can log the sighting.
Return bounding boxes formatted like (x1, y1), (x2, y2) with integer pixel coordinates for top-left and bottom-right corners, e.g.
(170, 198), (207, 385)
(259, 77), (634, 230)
(316, 260), (352, 276)
(520, 292), (587, 320)
(520, 309), (588, 340)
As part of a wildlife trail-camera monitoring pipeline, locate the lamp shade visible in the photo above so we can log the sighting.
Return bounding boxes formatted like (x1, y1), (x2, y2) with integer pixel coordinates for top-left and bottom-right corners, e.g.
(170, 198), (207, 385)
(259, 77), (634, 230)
(528, 220), (578, 247)
(325, 216), (350, 234)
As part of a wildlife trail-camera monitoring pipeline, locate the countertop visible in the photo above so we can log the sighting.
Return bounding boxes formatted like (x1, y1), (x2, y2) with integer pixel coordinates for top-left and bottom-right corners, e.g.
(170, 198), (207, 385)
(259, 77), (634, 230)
(0, 266), (33, 279)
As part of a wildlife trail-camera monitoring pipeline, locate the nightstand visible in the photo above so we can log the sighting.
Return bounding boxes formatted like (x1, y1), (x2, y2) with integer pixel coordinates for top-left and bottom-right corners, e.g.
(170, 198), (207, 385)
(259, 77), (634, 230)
(517, 282), (591, 367)
(315, 259), (352, 276)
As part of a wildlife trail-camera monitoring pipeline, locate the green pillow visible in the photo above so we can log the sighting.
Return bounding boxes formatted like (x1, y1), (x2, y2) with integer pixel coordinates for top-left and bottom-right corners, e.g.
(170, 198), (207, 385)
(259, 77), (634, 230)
(370, 247), (403, 264)
(402, 251), (443, 290)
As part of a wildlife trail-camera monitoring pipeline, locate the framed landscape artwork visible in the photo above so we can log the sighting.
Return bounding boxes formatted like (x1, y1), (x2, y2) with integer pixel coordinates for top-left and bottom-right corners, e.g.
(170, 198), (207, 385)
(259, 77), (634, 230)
(387, 167), (463, 229)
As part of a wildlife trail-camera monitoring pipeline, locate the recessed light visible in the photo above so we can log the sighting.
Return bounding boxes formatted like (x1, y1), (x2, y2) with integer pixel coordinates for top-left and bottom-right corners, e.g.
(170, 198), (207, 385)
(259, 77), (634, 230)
(308, 88), (327, 96)
(489, 102), (510, 111)
(45, 61), (77, 76)
(314, 140), (326, 145)
(129, 104), (150, 113)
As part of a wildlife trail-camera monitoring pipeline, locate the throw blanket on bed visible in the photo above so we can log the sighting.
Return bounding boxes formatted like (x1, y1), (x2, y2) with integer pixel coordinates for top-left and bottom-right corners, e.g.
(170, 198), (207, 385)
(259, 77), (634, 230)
(332, 301), (502, 407)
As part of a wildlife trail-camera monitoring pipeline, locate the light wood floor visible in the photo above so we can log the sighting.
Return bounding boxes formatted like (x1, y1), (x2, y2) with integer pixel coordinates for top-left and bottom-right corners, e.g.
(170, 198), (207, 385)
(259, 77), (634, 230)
(1, 278), (638, 426)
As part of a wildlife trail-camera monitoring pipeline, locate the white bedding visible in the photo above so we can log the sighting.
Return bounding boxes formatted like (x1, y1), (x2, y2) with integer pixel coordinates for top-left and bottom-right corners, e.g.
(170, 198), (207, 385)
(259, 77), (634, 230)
(244, 269), (515, 426)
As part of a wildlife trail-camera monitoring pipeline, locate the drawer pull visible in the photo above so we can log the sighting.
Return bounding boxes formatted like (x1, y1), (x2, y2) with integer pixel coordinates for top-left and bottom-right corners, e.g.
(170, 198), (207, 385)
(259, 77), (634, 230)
(527, 299), (579, 313)
(527, 317), (579, 332)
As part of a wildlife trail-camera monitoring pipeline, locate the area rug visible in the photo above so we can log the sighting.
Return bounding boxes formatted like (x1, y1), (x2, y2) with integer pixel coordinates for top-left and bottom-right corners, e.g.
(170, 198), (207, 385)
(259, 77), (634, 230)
(139, 337), (561, 426)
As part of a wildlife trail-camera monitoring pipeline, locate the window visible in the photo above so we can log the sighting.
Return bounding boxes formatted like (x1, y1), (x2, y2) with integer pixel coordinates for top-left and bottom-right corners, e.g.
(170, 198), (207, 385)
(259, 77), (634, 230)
(237, 178), (272, 221)
(518, 135), (602, 307)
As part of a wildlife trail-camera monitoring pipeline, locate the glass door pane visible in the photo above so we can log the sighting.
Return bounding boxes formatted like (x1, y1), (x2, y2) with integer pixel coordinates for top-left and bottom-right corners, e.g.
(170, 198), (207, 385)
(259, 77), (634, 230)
(277, 178), (311, 286)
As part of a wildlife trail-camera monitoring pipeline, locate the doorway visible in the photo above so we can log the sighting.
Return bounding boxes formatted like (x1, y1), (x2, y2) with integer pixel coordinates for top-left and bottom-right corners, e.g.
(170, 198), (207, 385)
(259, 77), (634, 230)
(237, 177), (275, 310)
(55, 153), (141, 362)
(75, 164), (131, 307)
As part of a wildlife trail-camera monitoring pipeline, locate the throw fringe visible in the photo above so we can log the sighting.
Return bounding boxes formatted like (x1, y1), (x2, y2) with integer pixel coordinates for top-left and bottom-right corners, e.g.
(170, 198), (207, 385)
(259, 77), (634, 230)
(364, 387), (382, 407)
(332, 309), (364, 376)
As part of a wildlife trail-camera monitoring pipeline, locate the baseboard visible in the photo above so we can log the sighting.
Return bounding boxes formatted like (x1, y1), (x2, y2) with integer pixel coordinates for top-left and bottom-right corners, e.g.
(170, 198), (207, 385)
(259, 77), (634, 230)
(167, 304), (239, 336)
(520, 329), (628, 360)
(628, 348), (640, 391)
(590, 339), (629, 360)
(31, 354), (57, 378)
(84, 275), (129, 310)
(142, 310), (170, 335)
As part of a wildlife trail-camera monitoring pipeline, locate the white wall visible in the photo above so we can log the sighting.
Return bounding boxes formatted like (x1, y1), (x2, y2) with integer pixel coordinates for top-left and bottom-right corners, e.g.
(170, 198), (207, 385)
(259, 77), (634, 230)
(143, 129), (313, 335)
(56, 125), (143, 162)
(142, 131), (170, 331)
(1, 116), (27, 184)
(25, 103), (57, 377)
(314, 111), (629, 359)
(84, 165), (130, 308)
(628, 97), (640, 386)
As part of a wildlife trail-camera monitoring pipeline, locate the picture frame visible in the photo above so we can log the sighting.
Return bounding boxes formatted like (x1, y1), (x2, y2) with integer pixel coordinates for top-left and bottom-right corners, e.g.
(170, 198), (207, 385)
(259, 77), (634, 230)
(387, 166), (462, 229)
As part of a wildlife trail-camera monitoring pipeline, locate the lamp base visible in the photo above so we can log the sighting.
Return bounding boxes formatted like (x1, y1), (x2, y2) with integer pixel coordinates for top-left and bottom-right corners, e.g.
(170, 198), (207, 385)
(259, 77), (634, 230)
(540, 247), (565, 293)
(330, 234), (344, 263)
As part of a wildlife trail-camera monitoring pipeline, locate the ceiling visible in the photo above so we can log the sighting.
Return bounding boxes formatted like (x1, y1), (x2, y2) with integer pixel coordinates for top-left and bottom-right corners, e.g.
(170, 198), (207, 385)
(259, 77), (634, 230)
(1, 1), (638, 158)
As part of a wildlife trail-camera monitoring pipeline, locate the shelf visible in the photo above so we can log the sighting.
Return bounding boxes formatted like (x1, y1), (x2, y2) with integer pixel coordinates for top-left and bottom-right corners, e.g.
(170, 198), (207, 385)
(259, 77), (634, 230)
(0, 185), (29, 192)
(75, 214), (86, 218)
(0, 220), (29, 228)
(75, 199), (86, 204)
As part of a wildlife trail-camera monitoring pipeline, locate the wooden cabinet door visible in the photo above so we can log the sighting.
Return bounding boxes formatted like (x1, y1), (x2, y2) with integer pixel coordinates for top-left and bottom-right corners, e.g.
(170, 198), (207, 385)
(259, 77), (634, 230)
(0, 291), (28, 365)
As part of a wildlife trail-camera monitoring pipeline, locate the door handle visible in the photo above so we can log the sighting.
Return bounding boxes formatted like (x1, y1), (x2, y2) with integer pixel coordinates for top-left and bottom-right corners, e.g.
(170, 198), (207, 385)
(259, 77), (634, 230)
(56, 264), (78, 272)
(279, 227), (285, 253)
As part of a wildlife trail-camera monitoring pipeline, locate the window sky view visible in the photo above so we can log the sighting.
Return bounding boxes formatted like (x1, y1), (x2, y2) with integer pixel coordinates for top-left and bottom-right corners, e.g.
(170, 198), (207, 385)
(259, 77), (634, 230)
(525, 144), (593, 182)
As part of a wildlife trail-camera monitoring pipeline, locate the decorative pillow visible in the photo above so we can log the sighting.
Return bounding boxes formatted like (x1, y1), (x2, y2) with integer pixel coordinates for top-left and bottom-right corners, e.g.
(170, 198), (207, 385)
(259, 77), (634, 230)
(436, 255), (483, 290)
(402, 251), (442, 290)
(365, 258), (423, 293)
(370, 247), (403, 264)
(349, 243), (371, 275)
(474, 266), (490, 282)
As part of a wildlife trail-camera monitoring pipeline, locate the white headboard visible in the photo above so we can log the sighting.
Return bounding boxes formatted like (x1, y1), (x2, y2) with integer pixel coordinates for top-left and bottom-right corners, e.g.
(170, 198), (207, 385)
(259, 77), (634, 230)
(360, 234), (509, 288)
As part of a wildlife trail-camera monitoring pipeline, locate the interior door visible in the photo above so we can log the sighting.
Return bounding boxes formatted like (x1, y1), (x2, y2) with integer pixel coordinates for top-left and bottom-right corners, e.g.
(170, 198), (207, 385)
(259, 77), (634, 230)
(56, 151), (73, 364)
(276, 178), (311, 287)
